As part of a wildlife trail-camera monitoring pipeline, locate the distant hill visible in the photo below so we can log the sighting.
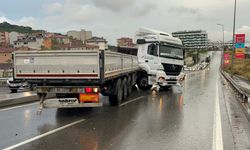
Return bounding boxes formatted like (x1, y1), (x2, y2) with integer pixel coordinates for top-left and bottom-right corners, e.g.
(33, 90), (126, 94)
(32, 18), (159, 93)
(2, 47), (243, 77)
(0, 22), (45, 34)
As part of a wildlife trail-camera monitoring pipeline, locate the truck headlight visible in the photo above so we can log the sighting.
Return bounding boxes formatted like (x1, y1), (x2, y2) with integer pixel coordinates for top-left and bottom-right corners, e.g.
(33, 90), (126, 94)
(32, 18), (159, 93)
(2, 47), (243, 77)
(158, 77), (165, 83)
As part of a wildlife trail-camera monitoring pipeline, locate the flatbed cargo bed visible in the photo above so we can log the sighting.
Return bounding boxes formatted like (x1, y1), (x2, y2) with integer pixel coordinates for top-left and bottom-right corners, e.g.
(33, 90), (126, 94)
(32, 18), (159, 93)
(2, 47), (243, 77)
(13, 50), (140, 85)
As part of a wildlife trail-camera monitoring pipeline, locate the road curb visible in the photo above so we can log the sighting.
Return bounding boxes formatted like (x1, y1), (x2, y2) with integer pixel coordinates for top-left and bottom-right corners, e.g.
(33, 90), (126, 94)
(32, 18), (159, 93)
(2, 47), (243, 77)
(0, 94), (55, 108)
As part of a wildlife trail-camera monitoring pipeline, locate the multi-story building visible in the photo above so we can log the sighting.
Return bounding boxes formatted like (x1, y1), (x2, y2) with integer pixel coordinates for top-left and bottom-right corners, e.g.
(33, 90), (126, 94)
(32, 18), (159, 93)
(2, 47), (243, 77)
(86, 37), (108, 50)
(43, 33), (71, 49)
(0, 32), (9, 46)
(9, 31), (25, 45)
(172, 30), (208, 49)
(67, 29), (92, 42)
(117, 37), (135, 47)
(13, 36), (43, 50)
(0, 51), (12, 64)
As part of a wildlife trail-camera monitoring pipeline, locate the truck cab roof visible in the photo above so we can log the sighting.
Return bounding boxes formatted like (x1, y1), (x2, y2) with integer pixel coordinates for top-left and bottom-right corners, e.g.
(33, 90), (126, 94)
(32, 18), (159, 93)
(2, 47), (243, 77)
(135, 27), (182, 46)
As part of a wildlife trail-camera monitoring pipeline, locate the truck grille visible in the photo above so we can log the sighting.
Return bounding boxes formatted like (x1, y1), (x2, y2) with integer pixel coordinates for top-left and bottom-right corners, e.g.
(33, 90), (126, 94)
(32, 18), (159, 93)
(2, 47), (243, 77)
(161, 63), (182, 76)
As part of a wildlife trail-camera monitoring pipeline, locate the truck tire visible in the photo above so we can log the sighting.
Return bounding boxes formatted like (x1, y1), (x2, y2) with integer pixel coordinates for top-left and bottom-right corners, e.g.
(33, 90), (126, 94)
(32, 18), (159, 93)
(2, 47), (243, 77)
(127, 76), (132, 96)
(109, 79), (123, 106)
(122, 77), (128, 100)
(29, 84), (35, 91)
(137, 75), (152, 90)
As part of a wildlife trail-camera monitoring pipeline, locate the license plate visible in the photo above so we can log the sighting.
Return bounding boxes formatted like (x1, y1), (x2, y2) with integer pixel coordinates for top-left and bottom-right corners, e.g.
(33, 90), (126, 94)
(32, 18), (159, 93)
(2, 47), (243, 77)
(58, 98), (78, 105)
(169, 77), (176, 80)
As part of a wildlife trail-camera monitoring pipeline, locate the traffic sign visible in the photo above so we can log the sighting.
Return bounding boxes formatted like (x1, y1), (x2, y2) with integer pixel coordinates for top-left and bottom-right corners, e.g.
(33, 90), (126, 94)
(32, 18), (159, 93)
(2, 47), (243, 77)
(235, 43), (245, 48)
(235, 34), (245, 43)
(235, 53), (245, 59)
(235, 48), (245, 54)
(224, 53), (230, 65)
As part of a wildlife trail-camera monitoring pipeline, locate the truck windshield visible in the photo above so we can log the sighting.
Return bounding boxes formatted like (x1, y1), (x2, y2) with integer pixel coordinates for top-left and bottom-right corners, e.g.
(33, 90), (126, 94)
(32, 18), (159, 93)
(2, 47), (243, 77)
(159, 43), (183, 60)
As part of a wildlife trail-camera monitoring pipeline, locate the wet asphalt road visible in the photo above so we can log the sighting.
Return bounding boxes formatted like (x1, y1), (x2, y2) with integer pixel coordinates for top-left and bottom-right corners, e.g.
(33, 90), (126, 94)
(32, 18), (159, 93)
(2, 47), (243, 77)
(0, 52), (246, 150)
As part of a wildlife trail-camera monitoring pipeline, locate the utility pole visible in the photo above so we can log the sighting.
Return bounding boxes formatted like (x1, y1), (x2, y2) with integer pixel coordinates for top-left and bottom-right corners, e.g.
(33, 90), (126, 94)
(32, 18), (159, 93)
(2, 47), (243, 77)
(231, 0), (237, 70)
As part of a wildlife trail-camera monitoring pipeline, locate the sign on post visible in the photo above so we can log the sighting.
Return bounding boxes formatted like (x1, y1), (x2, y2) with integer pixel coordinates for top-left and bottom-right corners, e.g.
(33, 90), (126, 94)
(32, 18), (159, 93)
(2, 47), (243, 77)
(224, 52), (230, 65)
(235, 53), (245, 59)
(235, 43), (245, 48)
(235, 34), (245, 43)
(235, 48), (245, 54)
(235, 34), (245, 59)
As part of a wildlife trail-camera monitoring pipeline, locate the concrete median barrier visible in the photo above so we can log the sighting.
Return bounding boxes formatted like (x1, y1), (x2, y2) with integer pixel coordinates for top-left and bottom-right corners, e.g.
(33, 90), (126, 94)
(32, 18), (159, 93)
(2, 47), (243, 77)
(0, 78), (7, 87)
(0, 93), (55, 108)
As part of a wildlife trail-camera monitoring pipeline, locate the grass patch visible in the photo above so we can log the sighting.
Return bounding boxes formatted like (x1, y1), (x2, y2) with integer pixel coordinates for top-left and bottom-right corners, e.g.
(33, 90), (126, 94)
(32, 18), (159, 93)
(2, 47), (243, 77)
(224, 55), (250, 80)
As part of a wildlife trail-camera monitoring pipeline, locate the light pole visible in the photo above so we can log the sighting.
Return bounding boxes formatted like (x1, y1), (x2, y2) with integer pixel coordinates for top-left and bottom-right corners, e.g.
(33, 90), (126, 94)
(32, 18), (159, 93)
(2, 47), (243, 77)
(217, 24), (224, 49)
(231, 0), (237, 70)
(217, 23), (224, 68)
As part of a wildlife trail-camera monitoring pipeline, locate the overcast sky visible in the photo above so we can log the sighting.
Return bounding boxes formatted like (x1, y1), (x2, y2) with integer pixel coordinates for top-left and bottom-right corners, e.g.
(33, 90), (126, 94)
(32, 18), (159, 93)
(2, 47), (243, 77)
(0, 0), (249, 45)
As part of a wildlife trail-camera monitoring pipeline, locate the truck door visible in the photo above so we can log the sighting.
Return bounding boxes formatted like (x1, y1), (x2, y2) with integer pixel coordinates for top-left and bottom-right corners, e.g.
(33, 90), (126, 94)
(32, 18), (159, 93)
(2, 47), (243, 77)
(146, 43), (160, 72)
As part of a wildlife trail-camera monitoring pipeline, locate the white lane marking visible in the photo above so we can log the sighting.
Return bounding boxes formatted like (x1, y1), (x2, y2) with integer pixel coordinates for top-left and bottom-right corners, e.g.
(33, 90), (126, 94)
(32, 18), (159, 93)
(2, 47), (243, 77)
(119, 96), (145, 107)
(212, 81), (224, 150)
(3, 119), (85, 150)
(0, 102), (38, 112)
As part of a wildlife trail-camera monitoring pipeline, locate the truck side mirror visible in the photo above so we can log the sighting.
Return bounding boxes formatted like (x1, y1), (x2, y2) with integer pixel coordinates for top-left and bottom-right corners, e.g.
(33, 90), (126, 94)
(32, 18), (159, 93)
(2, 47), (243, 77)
(137, 39), (146, 44)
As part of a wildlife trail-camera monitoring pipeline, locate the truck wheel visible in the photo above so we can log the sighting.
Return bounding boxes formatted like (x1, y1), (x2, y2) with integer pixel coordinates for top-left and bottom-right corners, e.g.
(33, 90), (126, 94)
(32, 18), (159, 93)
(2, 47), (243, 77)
(122, 77), (128, 100)
(11, 89), (17, 93)
(109, 79), (123, 106)
(137, 76), (152, 90)
(29, 84), (34, 91)
(127, 76), (132, 96)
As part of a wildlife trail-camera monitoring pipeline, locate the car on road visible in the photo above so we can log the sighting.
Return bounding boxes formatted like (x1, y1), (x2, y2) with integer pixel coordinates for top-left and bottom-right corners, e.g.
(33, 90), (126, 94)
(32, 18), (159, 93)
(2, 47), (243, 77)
(6, 77), (34, 93)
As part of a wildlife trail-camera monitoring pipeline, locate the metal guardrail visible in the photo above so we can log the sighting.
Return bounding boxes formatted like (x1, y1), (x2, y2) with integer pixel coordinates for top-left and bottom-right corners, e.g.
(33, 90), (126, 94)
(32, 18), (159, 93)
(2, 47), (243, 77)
(220, 70), (249, 103)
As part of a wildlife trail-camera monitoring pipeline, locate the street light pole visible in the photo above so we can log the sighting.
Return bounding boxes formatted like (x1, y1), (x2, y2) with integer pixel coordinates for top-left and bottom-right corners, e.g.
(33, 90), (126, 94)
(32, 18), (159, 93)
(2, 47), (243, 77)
(217, 24), (224, 68)
(231, 0), (237, 69)
(217, 24), (224, 49)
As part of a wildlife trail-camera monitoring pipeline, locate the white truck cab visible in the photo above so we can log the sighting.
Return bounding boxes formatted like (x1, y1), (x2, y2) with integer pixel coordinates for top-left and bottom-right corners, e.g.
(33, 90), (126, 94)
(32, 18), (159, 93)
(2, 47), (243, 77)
(135, 27), (185, 90)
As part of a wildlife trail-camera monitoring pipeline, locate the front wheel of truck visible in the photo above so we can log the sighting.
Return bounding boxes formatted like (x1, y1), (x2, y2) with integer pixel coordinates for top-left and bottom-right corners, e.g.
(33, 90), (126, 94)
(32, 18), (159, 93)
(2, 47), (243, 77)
(137, 75), (152, 90)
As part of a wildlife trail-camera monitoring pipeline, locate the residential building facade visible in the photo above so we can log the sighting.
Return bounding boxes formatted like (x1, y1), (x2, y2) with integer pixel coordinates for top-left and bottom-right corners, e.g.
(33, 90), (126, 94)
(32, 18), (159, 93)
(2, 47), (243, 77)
(0, 32), (9, 46)
(9, 31), (25, 45)
(0, 51), (12, 64)
(86, 37), (108, 50)
(67, 29), (92, 42)
(14, 36), (43, 50)
(117, 37), (135, 47)
(172, 30), (208, 49)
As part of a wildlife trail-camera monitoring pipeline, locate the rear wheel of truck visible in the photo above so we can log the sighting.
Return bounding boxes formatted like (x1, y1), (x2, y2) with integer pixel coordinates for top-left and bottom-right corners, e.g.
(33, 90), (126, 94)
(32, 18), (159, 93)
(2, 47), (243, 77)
(122, 77), (128, 100)
(127, 76), (132, 96)
(137, 75), (152, 90)
(109, 79), (123, 106)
